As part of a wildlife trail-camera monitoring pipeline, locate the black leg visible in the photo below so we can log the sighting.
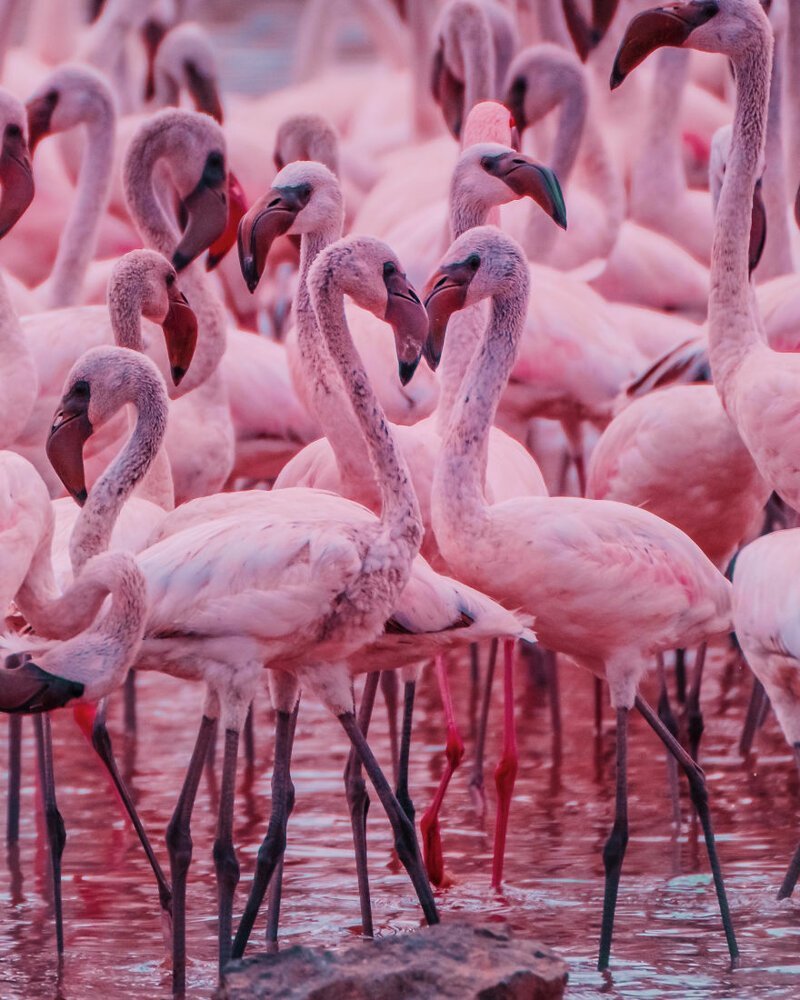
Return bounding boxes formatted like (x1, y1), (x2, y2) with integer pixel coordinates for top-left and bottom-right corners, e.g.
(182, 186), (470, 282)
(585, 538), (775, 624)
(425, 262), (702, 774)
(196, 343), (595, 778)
(90, 699), (173, 932)
(264, 705), (298, 948)
(214, 728), (240, 972)
(598, 707), (629, 971)
(166, 714), (217, 996)
(594, 676), (604, 734)
(636, 695), (739, 965)
(396, 679), (416, 824)
(777, 745), (800, 899)
(469, 638), (498, 814)
(686, 644), (707, 763)
(656, 654), (681, 826)
(243, 703), (255, 771)
(675, 648), (687, 704)
(123, 670), (137, 736)
(546, 649), (562, 763)
(344, 672), (380, 938)
(6, 715), (22, 845)
(469, 644), (480, 739)
(337, 710), (439, 926)
(34, 714), (66, 955)
(739, 677), (767, 756)
(380, 671), (400, 784)
(232, 703), (298, 960)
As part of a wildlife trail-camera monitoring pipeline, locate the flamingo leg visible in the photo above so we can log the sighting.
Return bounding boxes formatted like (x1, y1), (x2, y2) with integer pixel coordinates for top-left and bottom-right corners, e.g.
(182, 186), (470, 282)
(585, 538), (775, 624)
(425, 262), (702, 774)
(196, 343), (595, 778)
(337, 709), (439, 926)
(635, 695), (739, 965)
(777, 746), (800, 899)
(598, 706), (629, 971)
(739, 678), (766, 756)
(265, 856), (284, 948)
(231, 702), (297, 960)
(396, 679), (416, 824)
(166, 714), (217, 997)
(420, 654), (464, 885)
(469, 643), (480, 739)
(546, 649), (562, 762)
(243, 703), (255, 771)
(7, 714), (22, 845)
(90, 698), (173, 932)
(214, 728), (241, 972)
(344, 671), (380, 938)
(264, 706), (298, 948)
(33, 714), (65, 955)
(594, 676), (604, 733)
(656, 653), (681, 826)
(380, 670), (400, 783)
(123, 670), (137, 736)
(675, 648), (687, 704)
(492, 638), (519, 890)
(469, 638), (498, 815)
(686, 643), (707, 762)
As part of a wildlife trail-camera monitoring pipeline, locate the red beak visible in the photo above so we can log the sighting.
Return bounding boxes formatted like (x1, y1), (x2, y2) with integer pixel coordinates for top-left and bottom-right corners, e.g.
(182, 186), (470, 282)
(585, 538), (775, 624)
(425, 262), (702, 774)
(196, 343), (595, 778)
(0, 127), (34, 238)
(206, 171), (248, 271)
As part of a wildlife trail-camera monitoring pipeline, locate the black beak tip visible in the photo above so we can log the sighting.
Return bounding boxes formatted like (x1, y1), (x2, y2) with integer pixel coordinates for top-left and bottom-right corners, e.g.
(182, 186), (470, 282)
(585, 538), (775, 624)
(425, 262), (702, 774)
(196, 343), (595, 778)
(73, 487), (88, 507)
(171, 365), (187, 386)
(423, 339), (442, 372)
(172, 250), (191, 272)
(398, 358), (420, 386)
(609, 64), (625, 91)
(242, 257), (260, 294)
(206, 251), (221, 272)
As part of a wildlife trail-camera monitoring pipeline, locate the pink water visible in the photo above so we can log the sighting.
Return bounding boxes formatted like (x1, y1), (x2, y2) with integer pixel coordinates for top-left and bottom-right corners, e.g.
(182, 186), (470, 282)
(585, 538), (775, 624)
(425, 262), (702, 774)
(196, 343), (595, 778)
(2, 649), (800, 999)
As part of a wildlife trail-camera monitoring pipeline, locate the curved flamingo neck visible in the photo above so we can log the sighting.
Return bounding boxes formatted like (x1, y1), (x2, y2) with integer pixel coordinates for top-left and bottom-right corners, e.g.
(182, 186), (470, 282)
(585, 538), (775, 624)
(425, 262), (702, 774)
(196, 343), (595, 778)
(709, 28), (773, 405)
(45, 95), (115, 308)
(311, 267), (422, 556)
(787, 0), (800, 196)
(435, 273), (528, 535)
(296, 223), (373, 488)
(0, 273), (37, 447)
(408, 0), (440, 139)
(71, 363), (168, 574)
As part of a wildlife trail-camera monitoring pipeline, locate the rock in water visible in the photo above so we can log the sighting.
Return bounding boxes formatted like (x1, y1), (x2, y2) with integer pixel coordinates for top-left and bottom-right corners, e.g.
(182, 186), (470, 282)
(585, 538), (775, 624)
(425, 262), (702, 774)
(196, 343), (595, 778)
(218, 921), (567, 999)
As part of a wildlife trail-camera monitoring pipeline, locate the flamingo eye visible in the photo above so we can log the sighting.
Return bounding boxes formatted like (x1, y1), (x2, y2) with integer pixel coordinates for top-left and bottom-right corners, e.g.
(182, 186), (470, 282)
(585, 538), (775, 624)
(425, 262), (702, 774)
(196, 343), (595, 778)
(383, 261), (397, 277)
(467, 254), (480, 270)
(166, 272), (175, 287)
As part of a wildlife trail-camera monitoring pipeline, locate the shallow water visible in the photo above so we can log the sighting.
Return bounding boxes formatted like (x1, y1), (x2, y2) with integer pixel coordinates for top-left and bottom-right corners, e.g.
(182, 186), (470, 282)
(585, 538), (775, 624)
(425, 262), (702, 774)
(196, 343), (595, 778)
(2, 647), (800, 999)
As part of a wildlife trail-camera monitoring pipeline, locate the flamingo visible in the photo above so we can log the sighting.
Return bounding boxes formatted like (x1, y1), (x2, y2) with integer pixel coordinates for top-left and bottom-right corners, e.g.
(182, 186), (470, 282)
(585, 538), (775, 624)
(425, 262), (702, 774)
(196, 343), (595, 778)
(611, 1), (800, 516)
(424, 224), (738, 968)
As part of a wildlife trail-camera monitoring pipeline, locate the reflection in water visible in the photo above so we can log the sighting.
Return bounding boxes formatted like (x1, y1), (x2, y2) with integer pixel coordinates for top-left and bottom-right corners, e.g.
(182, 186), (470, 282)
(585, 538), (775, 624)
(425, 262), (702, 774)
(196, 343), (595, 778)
(2, 645), (800, 998)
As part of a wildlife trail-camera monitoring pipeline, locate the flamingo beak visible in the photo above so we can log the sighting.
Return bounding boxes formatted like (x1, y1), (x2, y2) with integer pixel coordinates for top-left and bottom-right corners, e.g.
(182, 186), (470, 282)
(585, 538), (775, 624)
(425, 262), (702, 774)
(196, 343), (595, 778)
(162, 284), (198, 385)
(25, 92), (58, 156)
(422, 261), (474, 370)
(383, 269), (428, 385)
(185, 62), (224, 123)
(431, 43), (465, 139)
(563, 0), (601, 61)
(206, 171), (248, 271)
(172, 150), (229, 272)
(610, 1), (719, 89)
(46, 385), (93, 506)
(749, 178), (767, 276)
(237, 183), (311, 293)
(794, 179), (800, 232)
(486, 152), (567, 229)
(0, 127), (34, 238)
(0, 654), (84, 713)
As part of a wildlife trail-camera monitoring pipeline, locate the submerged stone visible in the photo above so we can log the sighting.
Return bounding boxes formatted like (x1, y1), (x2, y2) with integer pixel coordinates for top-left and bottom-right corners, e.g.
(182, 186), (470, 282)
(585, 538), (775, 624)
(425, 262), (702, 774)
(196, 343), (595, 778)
(218, 920), (567, 999)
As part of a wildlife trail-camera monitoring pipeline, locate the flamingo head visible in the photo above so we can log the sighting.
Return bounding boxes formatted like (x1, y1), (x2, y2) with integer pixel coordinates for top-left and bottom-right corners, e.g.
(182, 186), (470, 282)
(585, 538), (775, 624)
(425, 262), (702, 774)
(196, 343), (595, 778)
(309, 236), (428, 386)
(47, 348), (168, 506)
(238, 161), (342, 293)
(424, 226), (529, 369)
(610, 1), (769, 89)
(455, 143), (567, 228)
(503, 43), (585, 137)
(26, 64), (114, 155)
(0, 650), (84, 714)
(152, 22), (224, 123)
(112, 250), (198, 386)
(0, 92), (33, 239)
(273, 113), (340, 176)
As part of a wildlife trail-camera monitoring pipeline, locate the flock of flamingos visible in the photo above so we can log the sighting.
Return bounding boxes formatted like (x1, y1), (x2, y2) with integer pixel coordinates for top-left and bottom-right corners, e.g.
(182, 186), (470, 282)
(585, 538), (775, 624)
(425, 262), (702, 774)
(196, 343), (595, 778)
(3, 0), (800, 993)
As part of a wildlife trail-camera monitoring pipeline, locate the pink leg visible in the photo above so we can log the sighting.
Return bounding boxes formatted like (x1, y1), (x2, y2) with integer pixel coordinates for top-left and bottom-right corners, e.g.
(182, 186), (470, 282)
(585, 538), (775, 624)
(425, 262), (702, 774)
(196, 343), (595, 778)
(492, 639), (519, 890)
(420, 655), (464, 886)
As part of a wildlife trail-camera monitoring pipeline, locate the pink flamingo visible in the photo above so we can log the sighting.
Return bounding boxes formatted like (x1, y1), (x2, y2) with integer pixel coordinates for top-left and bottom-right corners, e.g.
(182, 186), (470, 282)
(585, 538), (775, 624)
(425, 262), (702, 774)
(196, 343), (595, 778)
(424, 224), (738, 968)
